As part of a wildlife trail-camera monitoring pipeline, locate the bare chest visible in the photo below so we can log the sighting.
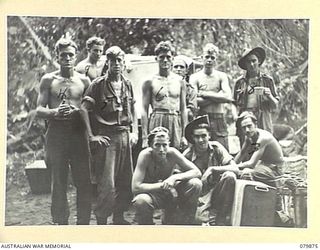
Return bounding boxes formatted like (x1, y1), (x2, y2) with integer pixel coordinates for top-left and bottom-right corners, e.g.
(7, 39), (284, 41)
(146, 158), (175, 181)
(50, 77), (85, 102)
(87, 63), (105, 80)
(197, 74), (221, 92)
(151, 77), (181, 101)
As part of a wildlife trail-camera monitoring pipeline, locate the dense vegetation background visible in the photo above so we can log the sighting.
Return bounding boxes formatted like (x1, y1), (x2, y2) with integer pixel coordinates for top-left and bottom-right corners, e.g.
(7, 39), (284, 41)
(6, 17), (308, 190)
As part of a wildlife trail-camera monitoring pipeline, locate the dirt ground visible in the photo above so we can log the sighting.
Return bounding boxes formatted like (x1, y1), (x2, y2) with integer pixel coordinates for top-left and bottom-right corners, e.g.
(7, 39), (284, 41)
(5, 156), (306, 227)
(6, 182), (204, 226)
(5, 181), (213, 226)
(5, 184), (158, 226)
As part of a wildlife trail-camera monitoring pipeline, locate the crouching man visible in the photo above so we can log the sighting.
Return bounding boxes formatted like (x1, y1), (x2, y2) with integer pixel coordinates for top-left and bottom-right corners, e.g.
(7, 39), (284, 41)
(183, 115), (237, 225)
(132, 127), (202, 225)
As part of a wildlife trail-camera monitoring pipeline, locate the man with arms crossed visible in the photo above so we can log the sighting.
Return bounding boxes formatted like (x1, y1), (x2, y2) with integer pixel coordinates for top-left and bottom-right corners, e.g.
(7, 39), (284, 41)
(141, 41), (188, 150)
(132, 127), (202, 225)
(36, 38), (92, 225)
(183, 115), (237, 225)
(81, 46), (138, 225)
(189, 43), (233, 150)
(75, 36), (107, 81)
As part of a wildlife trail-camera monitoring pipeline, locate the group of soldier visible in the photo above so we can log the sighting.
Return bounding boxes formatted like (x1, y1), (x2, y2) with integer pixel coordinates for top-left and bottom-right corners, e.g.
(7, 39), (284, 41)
(36, 36), (284, 226)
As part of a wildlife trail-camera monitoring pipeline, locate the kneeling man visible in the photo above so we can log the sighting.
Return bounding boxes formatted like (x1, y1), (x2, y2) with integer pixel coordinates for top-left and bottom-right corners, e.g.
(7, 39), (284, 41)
(132, 127), (202, 225)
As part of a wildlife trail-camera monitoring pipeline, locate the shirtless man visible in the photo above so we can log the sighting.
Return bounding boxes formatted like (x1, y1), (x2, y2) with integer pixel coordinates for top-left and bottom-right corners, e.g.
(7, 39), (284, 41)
(132, 127), (202, 225)
(172, 55), (197, 121)
(209, 111), (284, 189)
(36, 38), (91, 225)
(189, 43), (233, 150)
(75, 36), (107, 81)
(76, 37), (107, 187)
(141, 41), (188, 150)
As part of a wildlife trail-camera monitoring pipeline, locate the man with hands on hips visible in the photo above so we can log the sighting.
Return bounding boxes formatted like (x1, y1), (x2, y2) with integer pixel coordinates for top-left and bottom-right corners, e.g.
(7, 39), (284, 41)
(81, 46), (138, 225)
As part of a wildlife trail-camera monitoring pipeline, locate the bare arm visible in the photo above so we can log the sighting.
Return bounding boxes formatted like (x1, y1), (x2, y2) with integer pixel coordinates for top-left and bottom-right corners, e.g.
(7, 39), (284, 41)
(209, 145), (266, 176)
(198, 73), (233, 103)
(82, 76), (91, 93)
(234, 137), (251, 163)
(132, 150), (163, 194)
(36, 76), (59, 119)
(235, 140), (268, 170)
(141, 80), (152, 148)
(168, 149), (201, 183)
(189, 74), (210, 108)
(208, 160), (239, 175)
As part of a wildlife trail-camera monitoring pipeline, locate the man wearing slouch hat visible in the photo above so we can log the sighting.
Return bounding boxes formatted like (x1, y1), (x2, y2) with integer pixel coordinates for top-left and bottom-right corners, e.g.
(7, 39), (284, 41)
(234, 47), (279, 145)
(183, 115), (237, 225)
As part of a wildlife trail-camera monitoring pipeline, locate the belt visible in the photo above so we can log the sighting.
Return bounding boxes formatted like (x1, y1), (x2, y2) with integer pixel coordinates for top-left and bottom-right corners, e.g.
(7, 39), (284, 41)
(99, 125), (130, 132)
(152, 108), (180, 115)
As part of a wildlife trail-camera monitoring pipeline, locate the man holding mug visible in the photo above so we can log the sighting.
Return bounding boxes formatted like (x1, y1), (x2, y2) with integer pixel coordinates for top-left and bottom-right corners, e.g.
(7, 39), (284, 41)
(233, 47), (279, 144)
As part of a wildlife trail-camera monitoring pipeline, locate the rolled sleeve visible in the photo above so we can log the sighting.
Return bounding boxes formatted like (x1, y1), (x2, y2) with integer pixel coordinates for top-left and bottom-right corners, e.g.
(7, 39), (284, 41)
(212, 141), (233, 165)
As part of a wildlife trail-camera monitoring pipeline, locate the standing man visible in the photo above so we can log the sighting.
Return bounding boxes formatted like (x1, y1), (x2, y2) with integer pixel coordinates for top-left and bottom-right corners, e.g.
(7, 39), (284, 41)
(172, 55), (197, 121)
(36, 38), (92, 225)
(76, 37), (106, 187)
(141, 41), (188, 150)
(75, 36), (107, 81)
(234, 47), (279, 144)
(81, 46), (138, 225)
(132, 127), (202, 225)
(189, 43), (233, 151)
(183, 115), (237, 225)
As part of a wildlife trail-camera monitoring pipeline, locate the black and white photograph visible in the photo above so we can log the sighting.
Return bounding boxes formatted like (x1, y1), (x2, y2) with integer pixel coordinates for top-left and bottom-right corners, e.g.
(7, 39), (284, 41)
(5, 16), (308, 229)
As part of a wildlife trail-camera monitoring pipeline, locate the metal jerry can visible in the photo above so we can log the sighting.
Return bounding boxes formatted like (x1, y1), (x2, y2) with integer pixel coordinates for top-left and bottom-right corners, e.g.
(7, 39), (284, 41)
(231, 180), (277, 226)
